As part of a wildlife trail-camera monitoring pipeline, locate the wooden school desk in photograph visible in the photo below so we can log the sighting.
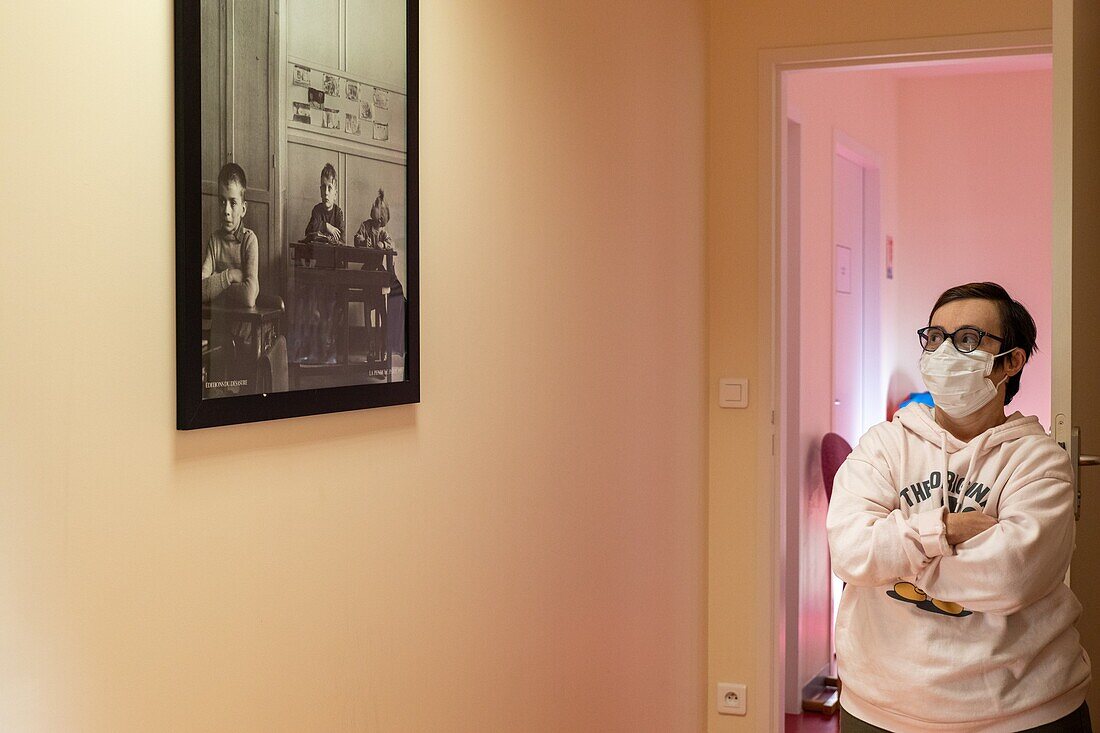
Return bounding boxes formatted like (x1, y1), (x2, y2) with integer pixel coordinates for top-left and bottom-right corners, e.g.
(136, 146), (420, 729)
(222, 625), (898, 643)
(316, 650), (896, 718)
(289, 241), (395, 389)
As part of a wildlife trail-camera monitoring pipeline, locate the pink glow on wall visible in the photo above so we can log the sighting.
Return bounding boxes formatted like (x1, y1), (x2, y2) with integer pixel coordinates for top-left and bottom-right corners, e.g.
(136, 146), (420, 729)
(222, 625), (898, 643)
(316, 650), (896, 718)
(788, 62), (1053, 426)
(895, 69), (1052, 427)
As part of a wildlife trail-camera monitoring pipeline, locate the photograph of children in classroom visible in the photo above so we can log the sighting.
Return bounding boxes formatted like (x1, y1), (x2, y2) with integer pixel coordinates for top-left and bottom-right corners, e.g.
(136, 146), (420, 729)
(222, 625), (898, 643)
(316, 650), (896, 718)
(198, 0), (411, 398)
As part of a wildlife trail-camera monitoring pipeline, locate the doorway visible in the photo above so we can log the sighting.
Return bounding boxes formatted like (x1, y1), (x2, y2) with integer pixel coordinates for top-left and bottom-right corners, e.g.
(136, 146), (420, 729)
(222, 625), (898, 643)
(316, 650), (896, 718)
(766, 35), (1055, 732)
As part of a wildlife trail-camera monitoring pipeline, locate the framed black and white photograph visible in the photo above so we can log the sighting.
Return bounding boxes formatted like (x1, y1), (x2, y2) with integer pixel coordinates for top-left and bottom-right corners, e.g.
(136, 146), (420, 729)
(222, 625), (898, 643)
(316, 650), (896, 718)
(174, 0), (419, 429)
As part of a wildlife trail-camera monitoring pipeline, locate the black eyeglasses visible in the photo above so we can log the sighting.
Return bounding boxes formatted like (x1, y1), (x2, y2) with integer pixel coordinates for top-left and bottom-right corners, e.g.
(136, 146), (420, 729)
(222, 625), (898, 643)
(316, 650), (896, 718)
(917, 326), (1004, 354)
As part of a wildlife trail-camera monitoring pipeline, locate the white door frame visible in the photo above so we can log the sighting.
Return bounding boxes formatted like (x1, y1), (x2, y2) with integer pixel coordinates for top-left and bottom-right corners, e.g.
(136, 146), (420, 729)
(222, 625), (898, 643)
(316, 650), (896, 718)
(756, 29), (1053, 732)
(1051, 1), (1073, 470)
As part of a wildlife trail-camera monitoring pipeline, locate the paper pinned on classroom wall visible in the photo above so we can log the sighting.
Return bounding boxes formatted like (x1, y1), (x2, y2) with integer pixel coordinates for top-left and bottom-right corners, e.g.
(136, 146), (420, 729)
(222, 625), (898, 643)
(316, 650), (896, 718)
(286, 61), (406, 150)
(373, 103), (391, 125)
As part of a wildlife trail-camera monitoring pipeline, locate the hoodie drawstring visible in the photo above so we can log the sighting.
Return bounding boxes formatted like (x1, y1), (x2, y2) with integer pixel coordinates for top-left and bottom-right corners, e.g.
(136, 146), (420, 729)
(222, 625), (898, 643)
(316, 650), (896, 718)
(939, 428), (994, 514)
(961, 431), (992, 513)
(939, 432), (949, 512)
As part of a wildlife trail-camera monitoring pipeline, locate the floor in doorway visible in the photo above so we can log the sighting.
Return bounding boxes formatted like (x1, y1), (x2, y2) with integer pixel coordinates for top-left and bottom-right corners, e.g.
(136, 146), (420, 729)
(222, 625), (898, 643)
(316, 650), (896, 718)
(785, 712), (839, 733)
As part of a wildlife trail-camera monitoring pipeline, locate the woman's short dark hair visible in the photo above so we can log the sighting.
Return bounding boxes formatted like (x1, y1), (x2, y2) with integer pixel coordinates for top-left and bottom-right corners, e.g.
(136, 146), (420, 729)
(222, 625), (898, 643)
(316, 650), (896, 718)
(929, 282), (1037, 406)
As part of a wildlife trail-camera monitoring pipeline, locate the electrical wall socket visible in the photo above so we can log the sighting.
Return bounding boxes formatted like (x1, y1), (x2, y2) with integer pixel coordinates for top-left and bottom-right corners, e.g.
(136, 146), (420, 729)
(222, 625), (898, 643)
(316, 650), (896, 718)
(716, 683), (747, 715)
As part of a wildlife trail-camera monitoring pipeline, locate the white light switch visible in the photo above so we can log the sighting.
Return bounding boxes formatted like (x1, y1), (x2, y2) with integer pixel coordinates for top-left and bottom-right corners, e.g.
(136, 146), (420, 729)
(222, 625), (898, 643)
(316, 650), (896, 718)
(719, 378), (748, 408)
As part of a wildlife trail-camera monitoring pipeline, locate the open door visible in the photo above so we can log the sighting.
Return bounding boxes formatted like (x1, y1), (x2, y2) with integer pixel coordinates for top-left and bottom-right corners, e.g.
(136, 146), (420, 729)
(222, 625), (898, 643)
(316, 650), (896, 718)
(1052, 0), (1100, 715)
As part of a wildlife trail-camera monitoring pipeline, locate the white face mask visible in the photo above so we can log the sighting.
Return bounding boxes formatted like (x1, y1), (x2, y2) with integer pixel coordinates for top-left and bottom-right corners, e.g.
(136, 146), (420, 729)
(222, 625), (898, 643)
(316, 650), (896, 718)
(919, 341), (1014, 419)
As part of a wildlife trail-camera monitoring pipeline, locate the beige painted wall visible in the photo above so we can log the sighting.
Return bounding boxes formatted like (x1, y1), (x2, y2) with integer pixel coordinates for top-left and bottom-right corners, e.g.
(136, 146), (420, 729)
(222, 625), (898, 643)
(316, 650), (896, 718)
(0, 0), (705, 731)
(706, 2), (1051, 731)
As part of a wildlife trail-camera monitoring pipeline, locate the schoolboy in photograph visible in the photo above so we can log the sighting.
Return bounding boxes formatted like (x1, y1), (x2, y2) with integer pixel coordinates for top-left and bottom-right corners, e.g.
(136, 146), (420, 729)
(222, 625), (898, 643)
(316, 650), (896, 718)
(294, 162), (344, 364)
(305, 162), (345, 244)
(202, 162), (258, 308)
(201, 162), (259, 394)
(353, 187), (395, 251)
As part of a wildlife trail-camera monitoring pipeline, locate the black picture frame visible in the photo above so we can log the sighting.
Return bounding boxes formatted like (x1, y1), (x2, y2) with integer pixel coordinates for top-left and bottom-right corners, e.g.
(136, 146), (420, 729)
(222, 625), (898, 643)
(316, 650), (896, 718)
(174, 0), (419, 430)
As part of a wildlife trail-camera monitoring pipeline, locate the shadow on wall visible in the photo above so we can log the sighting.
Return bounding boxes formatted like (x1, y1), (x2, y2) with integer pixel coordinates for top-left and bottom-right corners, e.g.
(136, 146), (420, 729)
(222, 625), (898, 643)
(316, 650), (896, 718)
(887, 370), (922, 421)
(806, 443), (825, 501)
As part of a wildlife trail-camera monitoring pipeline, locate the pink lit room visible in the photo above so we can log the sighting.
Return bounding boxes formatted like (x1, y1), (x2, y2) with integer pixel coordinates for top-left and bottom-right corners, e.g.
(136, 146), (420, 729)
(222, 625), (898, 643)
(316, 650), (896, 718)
(781, 55), (1055, 733)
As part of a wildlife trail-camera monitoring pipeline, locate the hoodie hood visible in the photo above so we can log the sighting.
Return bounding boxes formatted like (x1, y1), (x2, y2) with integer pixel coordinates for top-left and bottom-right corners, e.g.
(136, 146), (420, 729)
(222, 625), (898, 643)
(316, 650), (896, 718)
(893, 402), (1046, 454)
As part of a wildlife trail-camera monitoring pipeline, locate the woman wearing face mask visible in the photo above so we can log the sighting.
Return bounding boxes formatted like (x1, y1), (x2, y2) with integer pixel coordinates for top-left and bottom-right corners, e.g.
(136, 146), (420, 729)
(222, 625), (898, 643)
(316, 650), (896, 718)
(827, 282), (1092, 733)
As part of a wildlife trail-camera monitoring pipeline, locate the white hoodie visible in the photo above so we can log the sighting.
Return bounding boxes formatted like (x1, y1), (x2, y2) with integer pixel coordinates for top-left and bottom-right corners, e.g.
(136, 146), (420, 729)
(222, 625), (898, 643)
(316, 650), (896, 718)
(827, 404), (1090, 732)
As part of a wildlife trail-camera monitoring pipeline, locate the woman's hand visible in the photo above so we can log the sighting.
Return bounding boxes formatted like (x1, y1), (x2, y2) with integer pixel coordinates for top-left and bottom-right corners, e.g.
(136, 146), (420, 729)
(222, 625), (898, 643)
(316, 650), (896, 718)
(945, 511), (998, 546)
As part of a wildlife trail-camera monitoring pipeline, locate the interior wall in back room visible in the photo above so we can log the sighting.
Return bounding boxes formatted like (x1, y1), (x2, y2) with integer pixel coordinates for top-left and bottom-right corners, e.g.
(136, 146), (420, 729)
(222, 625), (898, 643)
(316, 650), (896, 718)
(784, 66), (901, 709)
(895, 69), (1053, 427)
(0, 0), (706, 731)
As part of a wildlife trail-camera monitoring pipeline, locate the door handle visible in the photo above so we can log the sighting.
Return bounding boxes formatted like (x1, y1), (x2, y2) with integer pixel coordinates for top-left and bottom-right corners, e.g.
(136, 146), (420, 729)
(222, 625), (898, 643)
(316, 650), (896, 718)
(1070, 427), (1099, 520)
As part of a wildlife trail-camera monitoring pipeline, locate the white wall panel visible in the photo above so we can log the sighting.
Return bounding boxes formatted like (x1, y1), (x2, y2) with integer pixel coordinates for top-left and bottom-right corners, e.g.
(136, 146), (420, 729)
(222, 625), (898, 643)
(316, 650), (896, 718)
(288, 0), (340, 69)
(346, 0), (407, 91)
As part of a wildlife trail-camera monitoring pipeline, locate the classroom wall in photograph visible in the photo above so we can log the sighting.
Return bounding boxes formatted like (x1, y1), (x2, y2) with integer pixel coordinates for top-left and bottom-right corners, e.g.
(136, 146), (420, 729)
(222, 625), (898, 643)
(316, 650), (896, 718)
(287, 0), (406, 93)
